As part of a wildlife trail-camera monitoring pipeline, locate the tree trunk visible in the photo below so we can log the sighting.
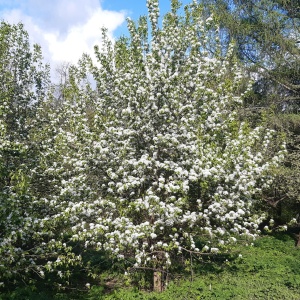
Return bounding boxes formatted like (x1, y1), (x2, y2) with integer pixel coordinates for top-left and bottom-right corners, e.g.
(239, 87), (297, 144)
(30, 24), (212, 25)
(153, 271), (162, 292)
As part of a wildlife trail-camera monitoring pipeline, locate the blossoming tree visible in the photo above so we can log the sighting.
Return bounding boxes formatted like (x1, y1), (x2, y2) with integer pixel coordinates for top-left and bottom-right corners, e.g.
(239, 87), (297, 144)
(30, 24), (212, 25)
(0, 0), (284, 289)
(42, 0), (284, 276)
(0, 22), (51, 282)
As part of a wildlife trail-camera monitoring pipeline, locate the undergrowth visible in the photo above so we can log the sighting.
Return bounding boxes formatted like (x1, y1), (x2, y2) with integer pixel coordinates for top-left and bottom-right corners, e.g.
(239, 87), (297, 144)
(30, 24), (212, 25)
(1, 233), (299, 300)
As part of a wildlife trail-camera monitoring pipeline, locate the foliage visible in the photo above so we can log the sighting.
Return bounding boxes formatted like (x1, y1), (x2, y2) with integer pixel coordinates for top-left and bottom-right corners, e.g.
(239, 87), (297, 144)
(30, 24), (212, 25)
(0, 21), (51, 283)
(200, 0), (300, 111)
(261, 113), (300, 225)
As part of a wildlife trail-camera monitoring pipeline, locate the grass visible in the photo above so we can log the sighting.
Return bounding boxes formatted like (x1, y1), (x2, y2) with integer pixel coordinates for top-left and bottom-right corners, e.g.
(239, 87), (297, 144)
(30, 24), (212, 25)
(91, 233), (300, 300)
(1, 233), (300, 300)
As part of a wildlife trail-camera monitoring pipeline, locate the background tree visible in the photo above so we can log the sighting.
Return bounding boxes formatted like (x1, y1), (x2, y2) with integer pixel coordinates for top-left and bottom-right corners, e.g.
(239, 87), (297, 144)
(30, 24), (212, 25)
(0, 21), (53, 283)
(199, 0), (300, 109)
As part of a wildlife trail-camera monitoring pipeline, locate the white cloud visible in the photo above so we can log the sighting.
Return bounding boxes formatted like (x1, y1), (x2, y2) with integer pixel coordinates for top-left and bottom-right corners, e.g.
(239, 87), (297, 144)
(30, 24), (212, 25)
(42, 7), (125, 63)
(0, 0), (126, 67)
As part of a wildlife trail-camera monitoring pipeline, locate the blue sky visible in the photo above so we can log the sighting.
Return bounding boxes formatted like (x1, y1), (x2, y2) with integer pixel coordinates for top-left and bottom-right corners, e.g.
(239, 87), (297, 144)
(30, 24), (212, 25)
(101, 0), (191, 38)
(0, 0), (192, 67)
